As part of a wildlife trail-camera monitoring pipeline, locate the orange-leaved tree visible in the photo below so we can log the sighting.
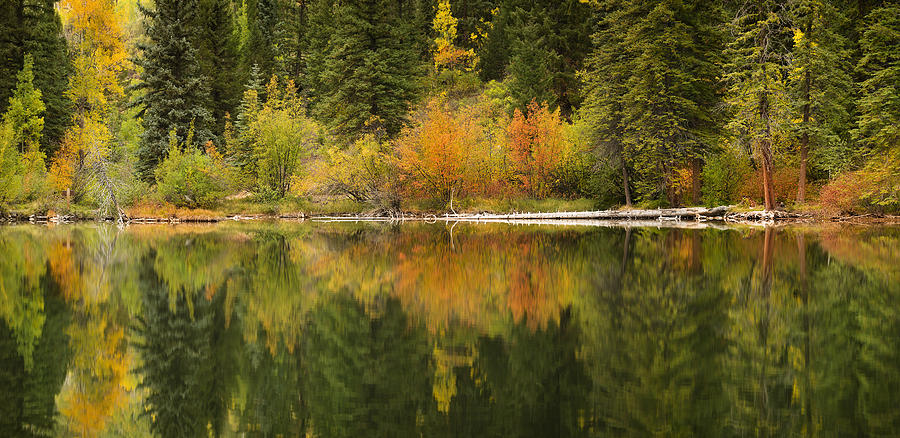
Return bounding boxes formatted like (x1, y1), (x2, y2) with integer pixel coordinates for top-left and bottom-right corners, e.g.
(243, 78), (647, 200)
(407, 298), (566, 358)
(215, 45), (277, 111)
(507, 100), (567, 198)
(396, 100), (484, 205)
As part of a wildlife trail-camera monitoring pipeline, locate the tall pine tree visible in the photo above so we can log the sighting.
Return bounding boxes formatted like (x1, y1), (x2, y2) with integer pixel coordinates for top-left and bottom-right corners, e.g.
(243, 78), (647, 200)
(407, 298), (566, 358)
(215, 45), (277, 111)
(724, 0), (791, 210)
(307, 0), (426, 139)
(582, 0), (724, 206)
(0, 0), (71, 155)
(620, 0), (725, 205)
(853, 3), (899, 155)
(504, 0), (592, 118)
(506, 6), (559, 111)
(134, 0), (213, 179)
(788, 0), (853, 202)
(195, 0), (242, 144)
(581, 0), (638, 206)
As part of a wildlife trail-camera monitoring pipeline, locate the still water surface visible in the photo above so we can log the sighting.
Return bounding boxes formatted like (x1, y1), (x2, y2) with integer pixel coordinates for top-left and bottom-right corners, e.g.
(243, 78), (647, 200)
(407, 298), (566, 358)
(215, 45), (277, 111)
(0, 221), (898, 437)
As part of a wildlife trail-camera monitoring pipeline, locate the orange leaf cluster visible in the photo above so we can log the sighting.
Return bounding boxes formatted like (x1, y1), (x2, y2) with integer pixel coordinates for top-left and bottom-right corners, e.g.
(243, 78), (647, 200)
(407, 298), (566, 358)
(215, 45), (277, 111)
(507, 101), (567, 198)
(396, 102), (484, 201)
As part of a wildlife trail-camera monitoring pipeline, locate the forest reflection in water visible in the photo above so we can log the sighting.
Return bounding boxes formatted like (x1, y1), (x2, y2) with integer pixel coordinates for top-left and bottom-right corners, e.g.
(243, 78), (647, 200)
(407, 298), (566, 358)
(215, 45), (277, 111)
(0, 221), (898, 437)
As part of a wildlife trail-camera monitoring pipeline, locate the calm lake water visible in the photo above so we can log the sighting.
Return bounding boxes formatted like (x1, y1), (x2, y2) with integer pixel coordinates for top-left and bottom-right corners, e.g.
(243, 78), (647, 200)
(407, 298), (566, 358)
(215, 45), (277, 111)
(0, 221), (898, 437)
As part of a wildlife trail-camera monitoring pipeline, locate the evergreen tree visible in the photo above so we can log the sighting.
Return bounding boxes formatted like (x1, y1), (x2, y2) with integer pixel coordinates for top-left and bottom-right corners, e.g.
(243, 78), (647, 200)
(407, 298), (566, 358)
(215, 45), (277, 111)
(495, 0), (591, 117)
(582, 0), (723, 206)
(788, 0), (854, 202)
(0, 0), (71, 155)
(281, 0), (308, 82)
(239, 0), (292, 84)
(620, 0), (725, 205)
(852, 3), (899, 155)
(196, 0), (242, 144)
(3, 54), (45, 154)
(451, 0), (495, 51)
(134, 0), (213, 180)
(308, 0), (426, 139)
(477, 4), (511, 82)
(506, 8), (558, 111)
(723, 0), (792, 210)
(580, 1), (637, 206)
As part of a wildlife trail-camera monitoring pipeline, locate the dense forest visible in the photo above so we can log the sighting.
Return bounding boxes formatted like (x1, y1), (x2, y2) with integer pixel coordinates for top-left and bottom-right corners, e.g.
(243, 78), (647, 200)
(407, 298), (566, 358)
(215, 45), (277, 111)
(0, 0), (897, 216)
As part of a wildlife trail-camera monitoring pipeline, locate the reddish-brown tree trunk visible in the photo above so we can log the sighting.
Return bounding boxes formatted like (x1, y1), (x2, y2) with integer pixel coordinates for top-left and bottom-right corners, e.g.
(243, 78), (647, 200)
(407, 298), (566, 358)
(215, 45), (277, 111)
(798, 69), (810, 204)
(622, 165), (632, 207)
(691, 157), (702, 205)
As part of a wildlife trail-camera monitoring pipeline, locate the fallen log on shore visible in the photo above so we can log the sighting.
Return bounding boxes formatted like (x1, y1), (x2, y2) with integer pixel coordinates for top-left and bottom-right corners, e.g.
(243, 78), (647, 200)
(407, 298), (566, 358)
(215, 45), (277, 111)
(3, 205), (814, 225)
(435, 205), (734, 221)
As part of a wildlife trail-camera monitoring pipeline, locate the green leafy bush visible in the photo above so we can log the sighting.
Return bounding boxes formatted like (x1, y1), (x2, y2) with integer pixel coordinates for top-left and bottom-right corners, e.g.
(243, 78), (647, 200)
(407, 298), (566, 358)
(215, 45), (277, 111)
(702, 149), (751, 205)
(235, 77), (320, 198)
(309, 134), (399, 209)
(0, 125), (23, 204)
(155, 130), (229, 208)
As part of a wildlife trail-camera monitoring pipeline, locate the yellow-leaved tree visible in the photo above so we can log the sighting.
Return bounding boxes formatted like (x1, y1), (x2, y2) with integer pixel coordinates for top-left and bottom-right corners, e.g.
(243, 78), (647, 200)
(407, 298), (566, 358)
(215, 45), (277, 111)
(51, 0), (130, 220)
(432, 0), (477, 72)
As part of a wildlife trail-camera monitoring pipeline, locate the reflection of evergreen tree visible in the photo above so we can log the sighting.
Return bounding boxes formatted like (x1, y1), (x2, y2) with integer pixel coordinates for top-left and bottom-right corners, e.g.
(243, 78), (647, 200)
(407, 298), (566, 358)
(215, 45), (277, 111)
(794, 235), (864, 435)
(303, 294), (431, 438)
(851, 254), (900, 434)
(0, 276), (70, 437)
(581, 229), (732, 436)
(727, 229), (797, 436)
(423, 341), (494, 437)
(458, 308), (589, 438)
(502, 308), (590, 437)
(237, 339), (305, 436)
(132, 253), (231, 437)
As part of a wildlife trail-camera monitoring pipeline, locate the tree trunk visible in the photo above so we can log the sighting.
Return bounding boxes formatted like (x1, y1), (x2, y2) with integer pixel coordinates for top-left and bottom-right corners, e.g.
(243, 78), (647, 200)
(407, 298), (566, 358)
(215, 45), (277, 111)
(622, 165), (632, 207)
(798, 68), (810, 204)
(759, 69), (776, 211)
(691, 157), (701, 205)
(761, 141), (775, 211)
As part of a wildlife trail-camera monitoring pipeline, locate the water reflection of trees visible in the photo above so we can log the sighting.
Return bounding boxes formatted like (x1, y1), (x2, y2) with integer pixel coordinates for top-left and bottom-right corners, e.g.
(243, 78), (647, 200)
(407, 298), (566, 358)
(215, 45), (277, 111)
(0, 223), (898, 436)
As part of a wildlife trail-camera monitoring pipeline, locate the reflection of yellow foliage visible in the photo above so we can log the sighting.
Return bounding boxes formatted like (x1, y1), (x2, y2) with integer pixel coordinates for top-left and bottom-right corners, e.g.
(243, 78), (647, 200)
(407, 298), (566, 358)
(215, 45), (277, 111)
(432, 345), (476, 413)
(59, 313), (129, 437)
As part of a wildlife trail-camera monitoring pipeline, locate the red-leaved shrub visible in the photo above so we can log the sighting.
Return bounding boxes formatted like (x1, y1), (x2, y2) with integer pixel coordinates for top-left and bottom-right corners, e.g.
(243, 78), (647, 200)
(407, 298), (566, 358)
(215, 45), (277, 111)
(737, 167), (800, 206)
(819, 170), (868, 215)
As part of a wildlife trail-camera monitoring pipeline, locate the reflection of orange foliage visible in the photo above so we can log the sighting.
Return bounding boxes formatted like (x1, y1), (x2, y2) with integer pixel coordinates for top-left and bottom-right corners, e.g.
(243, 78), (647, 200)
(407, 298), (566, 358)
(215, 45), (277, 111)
(666, 231), (702, 273)
(506, 240), (556, 330)
(292, 225), (578, 334)
(818, 227), (900, 284)
(49, 241), (81, 301)
(507, 101), (566, 198)
(388, 229), (577, 332)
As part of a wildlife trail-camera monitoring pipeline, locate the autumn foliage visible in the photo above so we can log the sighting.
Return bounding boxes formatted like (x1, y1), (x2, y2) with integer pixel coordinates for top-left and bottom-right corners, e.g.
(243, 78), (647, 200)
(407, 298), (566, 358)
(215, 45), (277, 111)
(507, 101), (568, 198)
(396, 101), (485, 202)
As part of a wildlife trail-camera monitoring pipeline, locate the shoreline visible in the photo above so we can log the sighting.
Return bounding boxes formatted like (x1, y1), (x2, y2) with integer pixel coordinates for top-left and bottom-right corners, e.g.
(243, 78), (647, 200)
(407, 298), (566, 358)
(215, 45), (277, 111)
(3, 206), (898, 227)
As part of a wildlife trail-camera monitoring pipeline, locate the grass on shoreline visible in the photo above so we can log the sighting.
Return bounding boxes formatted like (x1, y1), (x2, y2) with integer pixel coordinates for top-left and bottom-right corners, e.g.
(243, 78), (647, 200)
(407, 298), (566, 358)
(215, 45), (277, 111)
(2, 196), (601, 220)
(3, 195), (898, 224)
